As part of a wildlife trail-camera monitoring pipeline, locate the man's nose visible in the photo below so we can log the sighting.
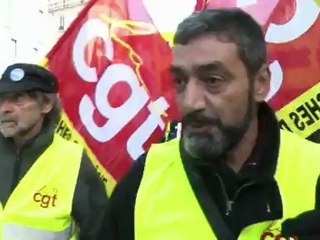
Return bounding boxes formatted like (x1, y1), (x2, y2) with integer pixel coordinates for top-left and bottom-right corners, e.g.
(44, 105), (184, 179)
(0, 99), (13, 113)
(183, 79), (206, 113)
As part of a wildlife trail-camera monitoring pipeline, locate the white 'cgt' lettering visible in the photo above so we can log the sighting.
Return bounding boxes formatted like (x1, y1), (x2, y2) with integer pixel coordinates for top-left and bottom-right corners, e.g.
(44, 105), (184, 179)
(265, 0), (320, 43)
(73, 18), (169, 160)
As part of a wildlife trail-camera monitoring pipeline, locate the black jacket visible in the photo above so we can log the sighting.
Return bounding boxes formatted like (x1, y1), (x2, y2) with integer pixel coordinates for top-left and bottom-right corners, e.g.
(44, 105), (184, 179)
(100, 102), (320, 240)
(0, 123), (108, 240)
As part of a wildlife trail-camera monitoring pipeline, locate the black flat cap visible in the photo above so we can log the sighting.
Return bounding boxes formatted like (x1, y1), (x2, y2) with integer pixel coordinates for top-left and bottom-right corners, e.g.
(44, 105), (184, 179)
(0, 63), (58, 94)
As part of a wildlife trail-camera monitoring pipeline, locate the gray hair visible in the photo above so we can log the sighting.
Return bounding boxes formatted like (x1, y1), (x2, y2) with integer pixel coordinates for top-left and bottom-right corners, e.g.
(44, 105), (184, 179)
(28, 91), (62, 127)
(174, 9), (267, 78)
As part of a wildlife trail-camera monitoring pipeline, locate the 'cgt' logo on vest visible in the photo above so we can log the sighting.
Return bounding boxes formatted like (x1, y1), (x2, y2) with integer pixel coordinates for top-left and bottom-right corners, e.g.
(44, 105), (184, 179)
(261, 224), (298, 240)
(33, 186), (58, 208)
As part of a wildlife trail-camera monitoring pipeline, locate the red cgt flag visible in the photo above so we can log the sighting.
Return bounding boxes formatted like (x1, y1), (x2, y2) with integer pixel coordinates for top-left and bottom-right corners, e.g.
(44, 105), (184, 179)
(43, 0), (183, 194)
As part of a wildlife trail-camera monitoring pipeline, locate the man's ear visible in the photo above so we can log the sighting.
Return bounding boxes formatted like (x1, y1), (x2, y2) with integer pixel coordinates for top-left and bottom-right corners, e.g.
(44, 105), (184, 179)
(41, 94), (55, 114)
(253, 64), (270, 102)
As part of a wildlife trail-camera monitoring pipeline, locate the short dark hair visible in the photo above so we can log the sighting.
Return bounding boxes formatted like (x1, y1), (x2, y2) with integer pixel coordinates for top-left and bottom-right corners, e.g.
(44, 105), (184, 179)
(173, 9), (266, 77)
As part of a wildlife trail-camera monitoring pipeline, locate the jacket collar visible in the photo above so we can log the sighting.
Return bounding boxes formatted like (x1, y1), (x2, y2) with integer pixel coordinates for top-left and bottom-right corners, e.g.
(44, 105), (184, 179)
(0, 121), (55, 155)
(179, 102), (280, 181)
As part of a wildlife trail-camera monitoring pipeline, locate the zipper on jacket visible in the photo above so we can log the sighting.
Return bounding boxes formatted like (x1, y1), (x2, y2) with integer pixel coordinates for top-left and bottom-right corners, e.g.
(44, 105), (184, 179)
(216, 174), (254, 216)
(11, 150), (22, 192)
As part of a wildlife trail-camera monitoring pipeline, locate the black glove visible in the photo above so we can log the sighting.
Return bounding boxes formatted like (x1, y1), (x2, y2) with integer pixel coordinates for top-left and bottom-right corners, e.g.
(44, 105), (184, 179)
(281, 177), (320, 240)
(282, 210), (320, 240)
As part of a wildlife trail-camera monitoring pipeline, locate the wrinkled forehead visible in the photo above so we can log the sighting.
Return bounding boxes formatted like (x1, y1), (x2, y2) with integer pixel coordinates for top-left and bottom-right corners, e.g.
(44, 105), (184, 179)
(172, 34), (242, 72)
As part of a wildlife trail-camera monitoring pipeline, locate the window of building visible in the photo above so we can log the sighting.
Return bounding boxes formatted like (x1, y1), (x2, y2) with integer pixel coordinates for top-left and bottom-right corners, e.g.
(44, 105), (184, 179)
(59, 15), (65, 31)
(10, 39), (17, 59)
(38, 9), (44, 42)
(33, 47), (39, 61)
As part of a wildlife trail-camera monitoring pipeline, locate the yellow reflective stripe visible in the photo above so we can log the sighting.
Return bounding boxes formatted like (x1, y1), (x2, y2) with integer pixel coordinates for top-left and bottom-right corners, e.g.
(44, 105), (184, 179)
(3, 223), (73, 240)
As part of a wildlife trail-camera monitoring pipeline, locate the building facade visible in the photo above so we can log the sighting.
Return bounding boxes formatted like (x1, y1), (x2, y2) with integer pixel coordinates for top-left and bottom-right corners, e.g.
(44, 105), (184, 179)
(0, 0), (88, 74)
(0, 0), (50, 73)
(47, 0), (89, 50)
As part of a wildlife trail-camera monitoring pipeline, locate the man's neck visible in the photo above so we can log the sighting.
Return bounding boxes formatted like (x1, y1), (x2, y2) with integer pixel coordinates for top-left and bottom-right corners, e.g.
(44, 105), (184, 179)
(226, 117), (259, 173)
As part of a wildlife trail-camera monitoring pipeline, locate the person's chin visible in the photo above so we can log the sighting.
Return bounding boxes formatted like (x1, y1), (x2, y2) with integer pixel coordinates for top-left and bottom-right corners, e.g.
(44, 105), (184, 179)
(0, 128), (17, 138)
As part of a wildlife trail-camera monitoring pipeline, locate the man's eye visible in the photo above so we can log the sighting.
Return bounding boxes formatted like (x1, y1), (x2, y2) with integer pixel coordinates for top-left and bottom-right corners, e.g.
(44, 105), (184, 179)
(12, 94), (25, 103)
(173, 77), (187, 87)
(206, 76), (224, 86)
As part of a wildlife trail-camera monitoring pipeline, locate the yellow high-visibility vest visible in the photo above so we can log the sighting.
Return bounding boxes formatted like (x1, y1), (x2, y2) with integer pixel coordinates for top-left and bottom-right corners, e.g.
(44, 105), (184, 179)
(135, 130), (320, 240)
(0, 134), (83, 240)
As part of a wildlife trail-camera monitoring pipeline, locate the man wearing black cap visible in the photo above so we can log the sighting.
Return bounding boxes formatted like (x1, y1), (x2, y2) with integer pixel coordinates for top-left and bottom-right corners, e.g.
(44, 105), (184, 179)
(0, 63), (108, 239)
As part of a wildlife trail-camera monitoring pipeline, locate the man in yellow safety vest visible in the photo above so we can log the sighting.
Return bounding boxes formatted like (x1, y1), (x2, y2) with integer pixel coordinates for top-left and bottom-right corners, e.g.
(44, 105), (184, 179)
(0, 63), (108, 239)
(103, 9), (320, 240)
